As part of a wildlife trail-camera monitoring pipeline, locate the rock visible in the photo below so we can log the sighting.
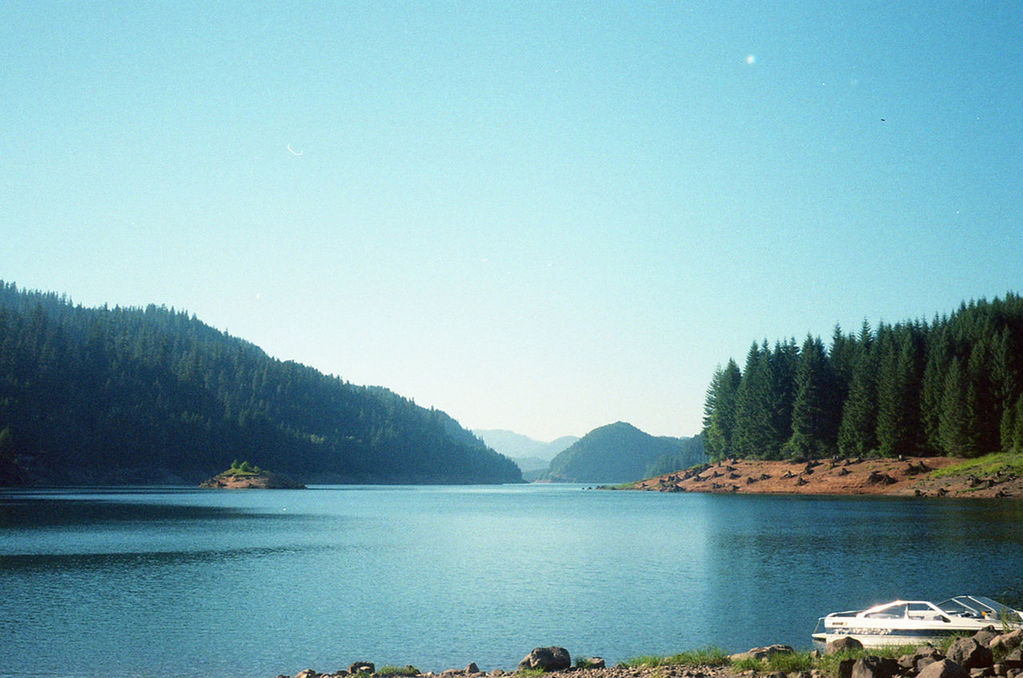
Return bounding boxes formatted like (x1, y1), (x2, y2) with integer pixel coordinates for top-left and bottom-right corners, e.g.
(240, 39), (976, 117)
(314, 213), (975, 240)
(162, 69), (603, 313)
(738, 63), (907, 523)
(579, 658), (606, 669)
(991, 630), (1023, 653)
(837, 658), (857, 678)
(974, 627), (1001, 647)
(349, 662), (375, 675)
(912, 647), (946, 672)
(948, 637), (995, 670)
(918, 659), (970, 678)
(826, 637), (865, 655)
(465, 663), (480, 674)
(296, 670), (319, 678)
(730, 645), (795, 662)
(518, 647), (571, 672)
(851, 656), (899, 678)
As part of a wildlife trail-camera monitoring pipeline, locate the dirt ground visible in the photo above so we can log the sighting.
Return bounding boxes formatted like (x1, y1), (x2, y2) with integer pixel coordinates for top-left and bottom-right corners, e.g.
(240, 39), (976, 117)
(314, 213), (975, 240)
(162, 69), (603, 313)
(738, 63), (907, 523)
(629, 456), (1023, 498)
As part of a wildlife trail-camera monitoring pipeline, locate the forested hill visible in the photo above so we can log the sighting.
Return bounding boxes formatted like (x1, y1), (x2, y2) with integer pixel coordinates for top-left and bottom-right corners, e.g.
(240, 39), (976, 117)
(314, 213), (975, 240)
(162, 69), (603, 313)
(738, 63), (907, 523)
(0, 282), (522, 485)
(543, 422), (706, 483)
(701, 293), (1023, 462)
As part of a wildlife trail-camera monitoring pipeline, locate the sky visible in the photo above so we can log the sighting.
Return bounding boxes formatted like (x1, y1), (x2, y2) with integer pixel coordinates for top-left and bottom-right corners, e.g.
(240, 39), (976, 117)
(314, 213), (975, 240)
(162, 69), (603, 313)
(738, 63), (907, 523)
(2, 2), (1022, 442)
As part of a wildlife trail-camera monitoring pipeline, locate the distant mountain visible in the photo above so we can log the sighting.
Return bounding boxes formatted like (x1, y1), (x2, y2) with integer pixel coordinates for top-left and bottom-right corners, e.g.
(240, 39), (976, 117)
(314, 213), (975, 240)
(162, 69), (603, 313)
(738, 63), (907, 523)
(474, 430), (579, 460)
(543, 422), (705, 484)
(473, 429), (580, 478)
(0, 282), (522, 486)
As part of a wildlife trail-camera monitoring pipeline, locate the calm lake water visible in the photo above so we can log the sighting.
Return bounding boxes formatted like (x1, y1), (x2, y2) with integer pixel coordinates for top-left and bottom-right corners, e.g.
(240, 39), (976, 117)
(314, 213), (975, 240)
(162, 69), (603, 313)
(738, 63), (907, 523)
(2, 484), (1022, 678)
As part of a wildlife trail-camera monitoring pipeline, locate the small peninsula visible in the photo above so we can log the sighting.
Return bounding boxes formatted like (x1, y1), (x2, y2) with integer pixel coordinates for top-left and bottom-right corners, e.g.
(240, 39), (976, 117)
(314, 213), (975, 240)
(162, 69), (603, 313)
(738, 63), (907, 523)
(199, 461), (306, 489)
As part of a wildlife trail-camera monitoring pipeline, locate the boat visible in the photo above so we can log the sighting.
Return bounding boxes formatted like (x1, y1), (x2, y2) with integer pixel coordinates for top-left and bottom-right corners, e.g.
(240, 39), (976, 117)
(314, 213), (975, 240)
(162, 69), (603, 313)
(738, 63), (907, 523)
(812, 595), (1023, 647)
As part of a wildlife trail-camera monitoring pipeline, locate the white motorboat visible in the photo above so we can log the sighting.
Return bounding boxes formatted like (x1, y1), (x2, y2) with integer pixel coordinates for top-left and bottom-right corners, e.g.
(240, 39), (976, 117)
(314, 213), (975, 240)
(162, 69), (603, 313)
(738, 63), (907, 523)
(812, 596), (1023, 647)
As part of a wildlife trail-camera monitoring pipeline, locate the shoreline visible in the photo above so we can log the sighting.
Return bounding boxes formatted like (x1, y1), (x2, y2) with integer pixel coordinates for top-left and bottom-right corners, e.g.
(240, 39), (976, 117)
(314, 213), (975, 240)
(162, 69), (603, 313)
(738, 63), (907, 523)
(621, 456), (1023, 499)
(269, 629), (1023, 678)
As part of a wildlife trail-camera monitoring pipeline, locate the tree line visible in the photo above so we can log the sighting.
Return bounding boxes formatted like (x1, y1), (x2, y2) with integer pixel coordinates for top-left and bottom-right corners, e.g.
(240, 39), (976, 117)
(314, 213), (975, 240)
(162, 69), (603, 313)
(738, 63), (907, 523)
(701, 293), (1023, 461)
(0, 281), (522, 485)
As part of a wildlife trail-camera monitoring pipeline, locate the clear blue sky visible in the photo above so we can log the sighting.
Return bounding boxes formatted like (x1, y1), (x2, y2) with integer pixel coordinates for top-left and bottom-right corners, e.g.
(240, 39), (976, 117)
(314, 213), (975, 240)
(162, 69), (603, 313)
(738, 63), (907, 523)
(2, 2), (1021, 441)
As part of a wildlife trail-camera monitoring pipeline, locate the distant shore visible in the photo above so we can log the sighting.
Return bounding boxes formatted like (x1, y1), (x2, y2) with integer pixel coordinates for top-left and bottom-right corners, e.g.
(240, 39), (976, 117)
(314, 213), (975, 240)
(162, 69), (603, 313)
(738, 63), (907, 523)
(621, 455), (1023, 498)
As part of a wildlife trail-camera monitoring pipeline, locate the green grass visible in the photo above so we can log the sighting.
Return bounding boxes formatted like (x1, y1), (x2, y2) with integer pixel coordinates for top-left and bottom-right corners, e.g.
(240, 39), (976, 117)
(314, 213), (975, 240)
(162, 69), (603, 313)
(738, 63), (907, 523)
(614, 642), (960, 678)
(377, 665), (420, 676)
(929, 452), (1023, 479)
(731, 651), (818, 675)
(619, 647), (731, 669)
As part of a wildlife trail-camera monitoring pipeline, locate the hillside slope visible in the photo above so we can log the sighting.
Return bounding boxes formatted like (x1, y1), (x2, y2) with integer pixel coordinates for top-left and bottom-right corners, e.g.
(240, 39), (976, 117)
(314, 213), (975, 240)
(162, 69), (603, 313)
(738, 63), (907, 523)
(0, 282), (521, 486)
(544, 422), (705, 484)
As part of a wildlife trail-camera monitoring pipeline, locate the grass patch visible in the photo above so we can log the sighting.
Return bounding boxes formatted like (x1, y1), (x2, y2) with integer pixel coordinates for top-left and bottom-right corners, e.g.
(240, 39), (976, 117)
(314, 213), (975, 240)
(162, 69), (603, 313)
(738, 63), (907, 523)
(620, 647), (731, 669)
(731, 651), (819, 675)
(377, 666), (420, 676)
(929, 452), (1023, 479)
(606, 639), (994, 678)
(602, 481), (640, 490)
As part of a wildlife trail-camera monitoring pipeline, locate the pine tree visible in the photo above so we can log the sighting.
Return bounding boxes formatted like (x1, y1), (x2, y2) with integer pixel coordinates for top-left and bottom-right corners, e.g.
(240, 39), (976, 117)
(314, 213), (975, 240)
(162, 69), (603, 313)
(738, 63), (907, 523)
(920, 326), (952, 453)
(765, 339), (799, 459)
(701, 359), (742, 461)
(876, 327), (925, 457)
(785, 335), (838, 459)
(938, 357), (976, 457)
(965, 339), (998, 455)
(829, 324), (858, 414)
(837, 343), (878, 457)
(734, 342), (777, 459)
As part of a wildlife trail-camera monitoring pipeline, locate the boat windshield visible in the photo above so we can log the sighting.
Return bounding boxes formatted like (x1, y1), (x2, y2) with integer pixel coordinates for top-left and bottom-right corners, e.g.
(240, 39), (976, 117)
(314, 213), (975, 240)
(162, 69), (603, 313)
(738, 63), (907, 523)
(937, 596), (1022, 622)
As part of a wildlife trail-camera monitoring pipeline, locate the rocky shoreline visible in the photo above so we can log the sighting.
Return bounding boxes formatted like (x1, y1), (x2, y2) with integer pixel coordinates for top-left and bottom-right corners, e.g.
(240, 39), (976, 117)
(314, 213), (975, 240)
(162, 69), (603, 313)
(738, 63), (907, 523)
(624, 457), (1023, 499)
(272, 629), (1023, 678)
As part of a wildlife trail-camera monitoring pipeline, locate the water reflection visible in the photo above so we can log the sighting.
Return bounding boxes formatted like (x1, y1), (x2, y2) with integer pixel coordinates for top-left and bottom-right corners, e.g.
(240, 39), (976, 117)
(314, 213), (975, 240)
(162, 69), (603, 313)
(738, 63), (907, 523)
(0, 496), (250, 527)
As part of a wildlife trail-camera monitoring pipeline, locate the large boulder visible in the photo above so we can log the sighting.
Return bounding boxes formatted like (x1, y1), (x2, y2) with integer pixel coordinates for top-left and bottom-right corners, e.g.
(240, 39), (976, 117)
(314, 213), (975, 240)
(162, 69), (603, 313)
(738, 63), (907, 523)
(973, 627), (1000, 648)
(851, 656), (899, 678)
(518, 647), (571, 672)
(826, 637), (865, 655)
(729, 645), (795, 662)
(905, 647), (945, 673)
(948, 637), (995, 670)
(990, 630), (1023, 653)
(837, 658), (857, 678)
(917, 659), (970, 678)
(349, 662), (376, 675)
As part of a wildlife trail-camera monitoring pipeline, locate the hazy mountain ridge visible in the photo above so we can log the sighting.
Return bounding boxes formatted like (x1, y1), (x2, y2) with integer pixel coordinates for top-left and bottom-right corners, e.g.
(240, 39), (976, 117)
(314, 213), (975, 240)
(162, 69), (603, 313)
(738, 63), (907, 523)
(543, 422), (706, 484)
(0, 282), (522, 486)
(473, 429), (580, 462)
(474, 429), (581, 480)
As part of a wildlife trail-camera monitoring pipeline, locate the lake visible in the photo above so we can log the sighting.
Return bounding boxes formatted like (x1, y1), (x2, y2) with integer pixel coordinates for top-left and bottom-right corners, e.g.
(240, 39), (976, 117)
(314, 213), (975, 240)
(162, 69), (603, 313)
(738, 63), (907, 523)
(2, 484), (1022, 678)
